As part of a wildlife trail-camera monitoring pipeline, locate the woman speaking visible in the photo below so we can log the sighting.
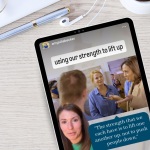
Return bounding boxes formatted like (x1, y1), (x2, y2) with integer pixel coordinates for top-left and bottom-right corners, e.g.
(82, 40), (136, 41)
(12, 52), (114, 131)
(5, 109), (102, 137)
(57, 103), (93, 150)
(106, 56), (148, 111)
(89, 70), (123, 119)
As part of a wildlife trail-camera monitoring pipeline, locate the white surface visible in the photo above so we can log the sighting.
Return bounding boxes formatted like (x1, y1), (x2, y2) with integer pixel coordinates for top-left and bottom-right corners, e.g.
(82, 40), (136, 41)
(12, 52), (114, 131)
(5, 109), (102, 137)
(0, 0), (60, 28)
(120, 0), (150, 14)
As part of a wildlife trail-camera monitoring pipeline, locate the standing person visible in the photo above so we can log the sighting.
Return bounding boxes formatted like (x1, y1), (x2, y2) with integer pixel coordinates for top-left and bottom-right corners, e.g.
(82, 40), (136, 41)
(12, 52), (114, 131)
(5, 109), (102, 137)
(114, 79), (125, 98)
(124, 80), (132, 96)
(89, 70), (123, 119)
(48, 80), (60, 113)
(57, 103), (93, 150)
(111, 74), (117, 89)
(111, 74), (115, 84)
(114, 79), (126, 111)
(58, 70), (94, 121)
(106, 56), (148, 111)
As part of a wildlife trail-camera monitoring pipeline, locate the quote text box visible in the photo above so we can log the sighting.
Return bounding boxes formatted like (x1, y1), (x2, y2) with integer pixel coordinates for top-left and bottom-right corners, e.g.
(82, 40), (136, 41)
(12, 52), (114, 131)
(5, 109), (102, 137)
(89, 112), (150, 150)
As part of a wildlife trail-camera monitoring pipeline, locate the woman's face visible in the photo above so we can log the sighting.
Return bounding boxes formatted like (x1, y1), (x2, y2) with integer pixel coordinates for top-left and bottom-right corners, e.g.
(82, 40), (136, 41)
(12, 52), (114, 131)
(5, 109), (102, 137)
(59, 110), (82, 144)
(122, 64), (134, 82)
(93, 73), (104, 86)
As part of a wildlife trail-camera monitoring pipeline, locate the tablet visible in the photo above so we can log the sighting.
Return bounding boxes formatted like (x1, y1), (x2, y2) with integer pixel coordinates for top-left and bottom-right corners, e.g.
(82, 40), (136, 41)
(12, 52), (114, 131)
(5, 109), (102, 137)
(35, 18), (150, 150)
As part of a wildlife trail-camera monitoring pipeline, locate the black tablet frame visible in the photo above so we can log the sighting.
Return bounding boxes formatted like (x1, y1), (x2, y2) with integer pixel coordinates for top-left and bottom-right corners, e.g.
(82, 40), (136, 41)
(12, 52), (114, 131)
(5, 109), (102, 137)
(34, 18), (150, 150)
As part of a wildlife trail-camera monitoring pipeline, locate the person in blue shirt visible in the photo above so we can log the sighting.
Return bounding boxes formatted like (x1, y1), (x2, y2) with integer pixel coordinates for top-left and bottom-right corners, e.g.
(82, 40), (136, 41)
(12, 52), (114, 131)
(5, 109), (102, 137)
(89, 70), (123, 119)
(124, 80), (132, 96)
(58, 70), (95, 121)
(111, 74), (117, 89)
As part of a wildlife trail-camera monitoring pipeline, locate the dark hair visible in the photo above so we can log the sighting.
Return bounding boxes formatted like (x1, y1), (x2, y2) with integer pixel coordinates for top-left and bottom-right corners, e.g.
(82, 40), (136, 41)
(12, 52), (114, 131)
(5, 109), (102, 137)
(121, 56), (141, 84)
(57, 103), (92, 150)
(115, 79), (121, 85)
(111, 74), (114, 76)
(48, 80), (57, 90)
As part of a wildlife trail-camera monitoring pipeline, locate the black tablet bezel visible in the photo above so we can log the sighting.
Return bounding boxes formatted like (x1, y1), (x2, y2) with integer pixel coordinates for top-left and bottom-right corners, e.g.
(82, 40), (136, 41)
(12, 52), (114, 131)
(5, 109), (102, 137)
(34, 18), (150, 150)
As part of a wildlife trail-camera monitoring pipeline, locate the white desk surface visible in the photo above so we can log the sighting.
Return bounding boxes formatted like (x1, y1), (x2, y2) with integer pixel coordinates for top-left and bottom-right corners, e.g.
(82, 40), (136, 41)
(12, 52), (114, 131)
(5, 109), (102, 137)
(0, 0), (150, 149)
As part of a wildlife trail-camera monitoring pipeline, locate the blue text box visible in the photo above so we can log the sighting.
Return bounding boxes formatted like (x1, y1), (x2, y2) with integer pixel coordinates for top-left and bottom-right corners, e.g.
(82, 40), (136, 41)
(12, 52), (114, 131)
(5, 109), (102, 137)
(89, 112), (150, 150)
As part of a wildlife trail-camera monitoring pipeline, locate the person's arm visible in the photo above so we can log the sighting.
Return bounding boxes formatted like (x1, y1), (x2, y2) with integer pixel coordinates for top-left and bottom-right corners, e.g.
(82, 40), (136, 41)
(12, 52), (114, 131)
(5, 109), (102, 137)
(105, 87), (122, 101)
(105, 95), (123, 101)
(130, 83), (148, 109)
(130, 95), (147, 109)
(89, 93), (103, 119)
(116, 81), (148, 110)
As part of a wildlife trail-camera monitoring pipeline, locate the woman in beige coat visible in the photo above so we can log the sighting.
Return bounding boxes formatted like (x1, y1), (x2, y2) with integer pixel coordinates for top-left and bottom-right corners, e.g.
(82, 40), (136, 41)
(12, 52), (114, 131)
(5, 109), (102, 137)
(106, 56), (148, 111)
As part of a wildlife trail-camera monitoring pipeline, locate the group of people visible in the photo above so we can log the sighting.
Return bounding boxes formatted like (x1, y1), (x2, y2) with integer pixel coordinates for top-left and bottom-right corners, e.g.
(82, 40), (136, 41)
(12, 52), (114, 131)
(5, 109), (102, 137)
(48, 56), (148, 150)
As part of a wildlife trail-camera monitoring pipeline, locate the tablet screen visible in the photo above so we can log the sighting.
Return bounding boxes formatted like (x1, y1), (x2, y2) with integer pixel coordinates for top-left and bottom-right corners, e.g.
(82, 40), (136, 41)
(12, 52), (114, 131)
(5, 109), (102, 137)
(35, 19), (150, 150)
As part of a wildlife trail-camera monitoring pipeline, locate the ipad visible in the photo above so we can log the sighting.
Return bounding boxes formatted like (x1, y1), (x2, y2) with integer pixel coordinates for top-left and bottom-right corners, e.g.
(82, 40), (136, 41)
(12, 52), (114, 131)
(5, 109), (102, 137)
(35, 18), (150, 150)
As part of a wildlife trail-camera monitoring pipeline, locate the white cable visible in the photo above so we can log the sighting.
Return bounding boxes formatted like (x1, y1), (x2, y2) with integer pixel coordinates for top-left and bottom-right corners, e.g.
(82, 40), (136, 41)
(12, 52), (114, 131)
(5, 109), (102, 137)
(85, 0), (107, 27)
(83, 0), (98, 17)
